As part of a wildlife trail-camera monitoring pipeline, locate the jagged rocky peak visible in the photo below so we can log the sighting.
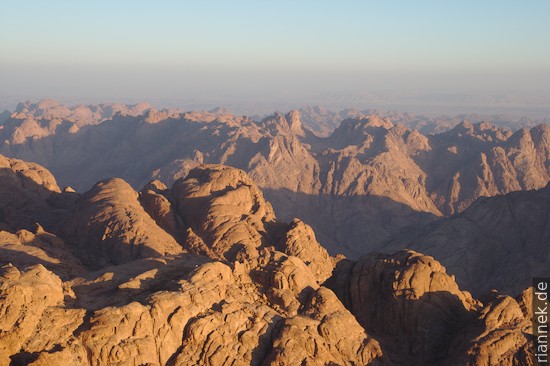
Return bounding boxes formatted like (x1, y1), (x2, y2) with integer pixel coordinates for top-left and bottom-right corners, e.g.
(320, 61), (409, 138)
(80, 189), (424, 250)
(14, 99), (62, 114)
(455, 119), (475, 132)
(342, 115), (394, 130)
(132, 101), (153, 112)
(446, 119), (512, 142)
(298, 106), (366, 137)
(285, 109), (305, 135)
(507, 126), (535, 148)
(261, 109), (306, 136)
(142, 108), (177, 123)
(32, 98), (62, 111)
(328, 115), (394, 144)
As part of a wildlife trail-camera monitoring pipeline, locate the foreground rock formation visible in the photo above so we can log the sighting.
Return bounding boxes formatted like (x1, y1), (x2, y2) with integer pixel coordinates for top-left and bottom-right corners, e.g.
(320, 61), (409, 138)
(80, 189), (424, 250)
(2, 101), (549, 257)
(0, 156), (540, 365)
(326, 251), (534, 365)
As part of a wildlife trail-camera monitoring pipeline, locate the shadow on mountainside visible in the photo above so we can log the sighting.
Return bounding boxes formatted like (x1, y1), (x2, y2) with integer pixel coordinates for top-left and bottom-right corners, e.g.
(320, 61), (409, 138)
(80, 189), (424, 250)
(361, 290), (476, 366)
(0, 114), (247, 192)
(384, 184), (550, 296)
(0, 167), (67, 232)
(261, 188), (438, 258)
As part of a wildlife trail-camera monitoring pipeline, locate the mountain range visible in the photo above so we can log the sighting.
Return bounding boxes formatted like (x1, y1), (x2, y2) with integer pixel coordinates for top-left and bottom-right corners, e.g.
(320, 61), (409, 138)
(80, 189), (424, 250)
(1, 100), (549, 260)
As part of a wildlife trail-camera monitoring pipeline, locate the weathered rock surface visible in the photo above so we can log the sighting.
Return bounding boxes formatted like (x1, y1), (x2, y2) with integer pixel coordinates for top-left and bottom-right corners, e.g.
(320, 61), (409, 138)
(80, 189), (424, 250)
(277, 218), (334, 283)
(326, 250), (534, 365)
(0, 243), (381, 365)
(0, 226), (86, 279)
(446, 292), (534, 366)
(172, 165), (276, 261)
(59, 178), (184, 268)
(0, 264), (84, 365)
(0, 156), (540, 366)
(264, 286), (386, 365)
(172, 165), (336, 285)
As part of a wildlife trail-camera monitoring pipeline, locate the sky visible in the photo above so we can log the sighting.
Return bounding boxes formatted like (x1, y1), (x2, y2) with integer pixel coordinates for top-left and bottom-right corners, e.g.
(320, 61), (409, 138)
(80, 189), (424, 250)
(1, 0), (549, 114)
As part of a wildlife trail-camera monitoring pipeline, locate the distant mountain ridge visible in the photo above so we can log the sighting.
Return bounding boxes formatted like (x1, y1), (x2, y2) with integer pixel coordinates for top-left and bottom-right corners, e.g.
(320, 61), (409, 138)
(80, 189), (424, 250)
(3, 100), (548, 141)
(297, 105), (550, 136)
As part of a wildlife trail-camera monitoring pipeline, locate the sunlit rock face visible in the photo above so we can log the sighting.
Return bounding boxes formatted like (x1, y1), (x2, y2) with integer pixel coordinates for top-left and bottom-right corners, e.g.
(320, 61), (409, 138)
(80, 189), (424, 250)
(0, 157), (539, 365)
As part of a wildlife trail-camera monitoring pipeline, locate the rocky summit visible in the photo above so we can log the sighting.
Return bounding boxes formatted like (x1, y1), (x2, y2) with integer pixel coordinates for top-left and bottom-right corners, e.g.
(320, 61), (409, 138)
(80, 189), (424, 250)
(0, 155), (541, 365)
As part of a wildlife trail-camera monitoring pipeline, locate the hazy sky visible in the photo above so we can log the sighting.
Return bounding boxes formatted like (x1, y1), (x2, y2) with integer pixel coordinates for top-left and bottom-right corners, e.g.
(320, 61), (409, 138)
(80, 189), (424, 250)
(1, 0), (549, 113)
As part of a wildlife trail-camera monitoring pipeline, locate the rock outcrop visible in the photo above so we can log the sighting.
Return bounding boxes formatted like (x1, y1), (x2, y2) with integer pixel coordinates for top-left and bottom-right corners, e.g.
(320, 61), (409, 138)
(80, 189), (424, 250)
(0, 154), (62, 230)
(447, 291), (534, 366)
(139, 180), (183, 240)
(277, 218), (334, 283)
(172, 165), (276, 262)
(326, 250), (534, 365)
(59, 178), (184, 268)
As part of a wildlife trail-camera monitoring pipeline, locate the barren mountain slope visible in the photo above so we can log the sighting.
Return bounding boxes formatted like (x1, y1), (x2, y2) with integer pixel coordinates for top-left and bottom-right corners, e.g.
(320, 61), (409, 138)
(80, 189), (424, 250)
(385, 184), (550, 296)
